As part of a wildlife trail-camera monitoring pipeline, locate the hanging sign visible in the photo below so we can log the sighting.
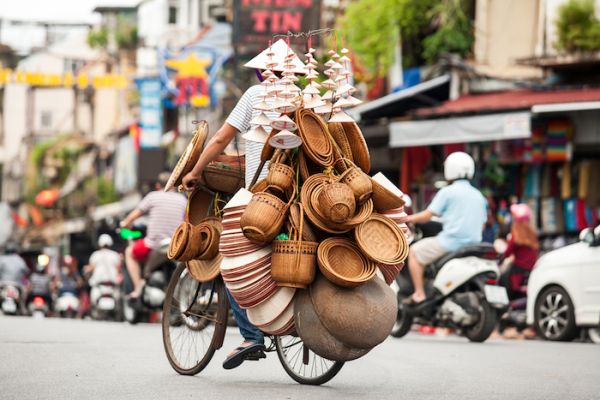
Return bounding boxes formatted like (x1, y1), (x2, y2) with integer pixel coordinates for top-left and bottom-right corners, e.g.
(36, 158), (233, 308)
(0, 67), (128, 89)
(138, 78), (163, 149)
(232, 0), (321, 50)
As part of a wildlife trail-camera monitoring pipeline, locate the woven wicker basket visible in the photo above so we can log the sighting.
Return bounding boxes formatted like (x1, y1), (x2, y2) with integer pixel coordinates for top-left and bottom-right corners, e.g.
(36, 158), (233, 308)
(317, 178), (356, 224)
(317, 238), (376, 288)
(339, 160), (373, 205)
(202, 154), (245, 194)
(296, 109), (335, 167)
(168, 222), (190, 261)
(370, 178), (405, 212)
(187, 254), (223, 282)
(355, 214), (409, 265)
(341, 122), (370, 174)
(271, 204), (318, 289)
(328, 122), (354, 164)
(240, 186), (296, 245)
(289, 203), (318, 242)
(267, 151), (295, 193)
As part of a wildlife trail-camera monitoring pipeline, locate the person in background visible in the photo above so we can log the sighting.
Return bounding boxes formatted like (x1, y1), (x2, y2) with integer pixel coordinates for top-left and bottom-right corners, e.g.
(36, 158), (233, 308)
(404, 152), (487, 305)
(500, 204), (539, 300)
(57, 255), (83, 297)
(27, 261), (54, 310)
(120, 172), (186, 298)
(0, 242), (29, 293)
(85, 234), (121, 305)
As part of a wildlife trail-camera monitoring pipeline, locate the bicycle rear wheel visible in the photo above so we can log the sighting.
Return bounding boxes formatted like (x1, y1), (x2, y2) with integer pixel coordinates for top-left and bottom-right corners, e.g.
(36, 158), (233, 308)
(275, 335), (344, 385)
(162, 263), (228, 375)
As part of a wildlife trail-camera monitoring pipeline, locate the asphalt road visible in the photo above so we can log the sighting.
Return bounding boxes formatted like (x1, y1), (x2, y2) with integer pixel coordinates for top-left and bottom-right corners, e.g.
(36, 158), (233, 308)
(1, 315), (599, 400)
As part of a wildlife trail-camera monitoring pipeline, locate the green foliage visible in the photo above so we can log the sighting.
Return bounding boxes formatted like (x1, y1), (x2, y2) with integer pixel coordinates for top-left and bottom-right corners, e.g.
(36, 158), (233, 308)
(86, 176), (119, 205)
(423, 0), (474, 64)
(555, 0), (600, 52)
(87, 27), (109, 49)
(339, 0), (473, 82)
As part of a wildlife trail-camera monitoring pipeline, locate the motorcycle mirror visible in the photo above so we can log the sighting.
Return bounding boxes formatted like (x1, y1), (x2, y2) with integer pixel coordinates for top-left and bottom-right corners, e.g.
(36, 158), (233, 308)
(119, 228), (143, 240)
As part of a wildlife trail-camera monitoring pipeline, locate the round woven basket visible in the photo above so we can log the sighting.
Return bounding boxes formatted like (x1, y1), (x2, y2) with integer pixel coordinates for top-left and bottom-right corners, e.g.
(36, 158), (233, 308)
(266, 152), (295, 193)
(339, 162), (372, 205)
(317, 238), (376, 288)
(317, 180), (356, 224)
(187, 189), (212, 225)
(203, 156), (245, 195)
(296, 109), (335, 167)
(186, 254), (223, 282)
(165, 121), (208, 192)
(370, 174), (406, 212)
(355, 214), (409, 265)
(250, 178), (269, 194)
(271, 204), (318, 289)
(341, 122), (370, 174)
(328, 122), (354, 164)
(197, 224), (220, 260)
(311, 183), (373, 232)
(168, 222), (191, 260)
(240, 186), (295, 245)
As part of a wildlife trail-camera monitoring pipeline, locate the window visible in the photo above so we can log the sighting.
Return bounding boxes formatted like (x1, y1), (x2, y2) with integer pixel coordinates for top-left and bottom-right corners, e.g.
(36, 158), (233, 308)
(40, 111), (52, 129)
(168, 6), (178, 24)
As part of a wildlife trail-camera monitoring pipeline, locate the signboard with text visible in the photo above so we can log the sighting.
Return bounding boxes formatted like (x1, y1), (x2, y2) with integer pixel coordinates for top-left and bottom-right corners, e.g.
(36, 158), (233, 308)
(233, 0), (321, 52)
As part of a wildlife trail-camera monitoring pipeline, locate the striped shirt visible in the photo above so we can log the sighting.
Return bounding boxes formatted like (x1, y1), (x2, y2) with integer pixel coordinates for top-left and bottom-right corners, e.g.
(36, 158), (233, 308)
(137, 191), (187, 247)
(226, 85), (280, 188)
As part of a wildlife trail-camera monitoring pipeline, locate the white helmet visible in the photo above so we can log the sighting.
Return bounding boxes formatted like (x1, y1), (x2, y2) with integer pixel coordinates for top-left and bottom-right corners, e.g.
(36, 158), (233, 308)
(98, 234), (113, 248)
(444, 152), (475, 181)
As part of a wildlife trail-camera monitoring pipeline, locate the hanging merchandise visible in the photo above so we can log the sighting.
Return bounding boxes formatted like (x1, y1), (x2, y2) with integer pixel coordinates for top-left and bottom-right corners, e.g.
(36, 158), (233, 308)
(525, 198), (539, 230)
(561, 162), (571, 199)
(586, 161), (600, 208)
(540, 198), (559, 234)
(524, 165), (541, 198)
(563, 198), (577, 232)
(545, 119), (574, 162)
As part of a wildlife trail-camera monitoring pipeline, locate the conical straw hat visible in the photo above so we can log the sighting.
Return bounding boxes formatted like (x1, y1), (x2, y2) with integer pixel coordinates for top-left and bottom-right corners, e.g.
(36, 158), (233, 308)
(244, 39), (307, 74)
(242, 125), (269, 143)
(268, 130), (303, 149)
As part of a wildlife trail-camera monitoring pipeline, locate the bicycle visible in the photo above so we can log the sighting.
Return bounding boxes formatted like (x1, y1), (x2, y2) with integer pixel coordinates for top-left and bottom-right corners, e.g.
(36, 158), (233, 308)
(161, 262), (344, 385)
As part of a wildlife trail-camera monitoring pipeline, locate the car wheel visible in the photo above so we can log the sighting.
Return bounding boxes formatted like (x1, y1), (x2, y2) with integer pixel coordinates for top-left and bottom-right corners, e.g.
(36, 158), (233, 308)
(534, 286), (577, 342)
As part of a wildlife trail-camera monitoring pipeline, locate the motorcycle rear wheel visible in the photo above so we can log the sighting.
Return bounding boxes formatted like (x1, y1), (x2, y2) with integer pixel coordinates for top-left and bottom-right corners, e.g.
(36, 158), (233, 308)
(162, 263), (228, 375)
(465, 298), (497, 342)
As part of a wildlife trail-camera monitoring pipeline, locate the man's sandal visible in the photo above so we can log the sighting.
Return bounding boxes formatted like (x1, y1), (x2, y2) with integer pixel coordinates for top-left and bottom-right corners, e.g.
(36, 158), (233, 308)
(222, 343), (266, 370)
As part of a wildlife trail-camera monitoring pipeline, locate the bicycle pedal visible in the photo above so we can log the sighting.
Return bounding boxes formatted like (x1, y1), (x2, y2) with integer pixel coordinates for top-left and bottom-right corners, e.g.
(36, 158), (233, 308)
(243, 350), (266, 361)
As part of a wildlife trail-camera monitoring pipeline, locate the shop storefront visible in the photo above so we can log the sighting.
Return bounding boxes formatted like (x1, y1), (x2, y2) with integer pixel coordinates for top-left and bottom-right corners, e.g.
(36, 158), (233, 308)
(389, 88), (600, 249)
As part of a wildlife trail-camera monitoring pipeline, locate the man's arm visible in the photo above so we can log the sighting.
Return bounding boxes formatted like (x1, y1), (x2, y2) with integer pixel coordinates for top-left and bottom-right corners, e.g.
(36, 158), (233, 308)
(121, 208), (144, 229)
(406, 210), (435, 225)
(181, 123), (239, 191)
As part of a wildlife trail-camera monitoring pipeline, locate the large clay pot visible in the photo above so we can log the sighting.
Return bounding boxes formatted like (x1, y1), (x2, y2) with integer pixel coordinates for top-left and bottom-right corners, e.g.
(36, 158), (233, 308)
(294, 289), (370, 362)
(310, 274), (397, 350)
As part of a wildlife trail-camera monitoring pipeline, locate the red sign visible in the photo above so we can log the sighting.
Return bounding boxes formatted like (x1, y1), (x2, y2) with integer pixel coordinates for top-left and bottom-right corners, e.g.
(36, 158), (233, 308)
(233, 0), (321, 51)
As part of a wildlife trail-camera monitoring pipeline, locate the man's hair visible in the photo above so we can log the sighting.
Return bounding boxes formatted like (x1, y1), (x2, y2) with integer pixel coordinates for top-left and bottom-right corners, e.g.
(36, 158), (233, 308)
(155, 172), (171, 189)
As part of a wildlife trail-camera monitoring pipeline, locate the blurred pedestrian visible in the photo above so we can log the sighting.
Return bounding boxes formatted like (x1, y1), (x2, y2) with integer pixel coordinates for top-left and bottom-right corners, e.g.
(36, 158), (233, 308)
(0, 242), (29, 294)
(85, 234), (121, 305)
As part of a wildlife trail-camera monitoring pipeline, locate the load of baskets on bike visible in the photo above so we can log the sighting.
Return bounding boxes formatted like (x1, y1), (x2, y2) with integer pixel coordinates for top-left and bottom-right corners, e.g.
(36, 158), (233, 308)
(161, 36), (410, 385)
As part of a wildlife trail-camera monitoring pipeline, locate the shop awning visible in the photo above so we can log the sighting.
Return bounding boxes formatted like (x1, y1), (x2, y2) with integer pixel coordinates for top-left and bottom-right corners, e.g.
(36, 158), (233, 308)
(414, 87), (600, 117)
(531, 101), (600, 113)
(389, 111), (531, 148)
(348, 75), (450, 121)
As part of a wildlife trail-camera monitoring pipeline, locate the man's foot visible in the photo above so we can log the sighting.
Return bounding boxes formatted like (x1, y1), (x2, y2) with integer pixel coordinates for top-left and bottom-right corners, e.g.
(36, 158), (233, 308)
(402, 293), (426, 306)
(222, 342), (266, 370)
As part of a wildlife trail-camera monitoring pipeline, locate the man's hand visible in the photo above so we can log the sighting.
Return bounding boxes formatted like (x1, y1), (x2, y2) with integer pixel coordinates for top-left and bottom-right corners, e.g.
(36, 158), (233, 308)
(120, 220), (132, 229)
(181, 170), (203, 192)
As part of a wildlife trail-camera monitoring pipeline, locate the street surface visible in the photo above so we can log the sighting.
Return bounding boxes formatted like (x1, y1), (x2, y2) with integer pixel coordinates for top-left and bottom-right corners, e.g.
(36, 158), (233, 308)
(1, 315), (598, 400)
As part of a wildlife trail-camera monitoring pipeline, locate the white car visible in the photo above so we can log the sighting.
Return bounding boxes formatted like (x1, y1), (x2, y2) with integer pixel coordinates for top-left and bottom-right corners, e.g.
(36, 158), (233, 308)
(527, 226), (600, 342)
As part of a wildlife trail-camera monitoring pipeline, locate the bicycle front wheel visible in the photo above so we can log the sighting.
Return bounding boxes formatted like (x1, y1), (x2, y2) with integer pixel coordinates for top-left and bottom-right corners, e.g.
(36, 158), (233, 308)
(275, 335), (344, 385)
(162, 263), (228, 375)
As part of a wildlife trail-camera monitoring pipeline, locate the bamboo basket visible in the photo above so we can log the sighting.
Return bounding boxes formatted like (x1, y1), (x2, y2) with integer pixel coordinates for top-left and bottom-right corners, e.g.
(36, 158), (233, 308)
(168, 222), (190, 261)
(317, 177), (356, 224)
(338, 159), (373, 205)
(296, 108), (335, 167)
(240, 186), (296, 245)
(271, 204), (318, 289)
(317, 238), (376, 288)
(267, 151), (295, 193)
(355, 213), (409, 265)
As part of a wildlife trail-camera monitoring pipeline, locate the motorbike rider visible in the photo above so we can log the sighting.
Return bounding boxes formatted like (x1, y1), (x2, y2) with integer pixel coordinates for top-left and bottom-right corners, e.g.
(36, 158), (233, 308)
(85, 234), (121, 304)
(27, 260), (54, 310)
(120, 172), (186, 298)
(179, 41), (301, 369)
(499, 204), (539, 300)
(404, 152), (487, 305)
(57, 255), (83, 297)
(0, 242), (29, 295)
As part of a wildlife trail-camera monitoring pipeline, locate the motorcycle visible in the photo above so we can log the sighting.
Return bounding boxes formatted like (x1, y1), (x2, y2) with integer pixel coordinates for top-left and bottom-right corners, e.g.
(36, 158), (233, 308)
(90, 282), (122, 321)
(391, 221), (509, 342)
(0, 284), (23, 315)
(27, 295), (50, 318)
(55, 292), (80, 318)
(119, 227), (175, 324)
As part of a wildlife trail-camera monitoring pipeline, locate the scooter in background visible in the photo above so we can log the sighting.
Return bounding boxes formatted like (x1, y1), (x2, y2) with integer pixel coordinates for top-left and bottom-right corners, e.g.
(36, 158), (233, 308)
(55, 292), (80, 318)
(0, 284), (23, 315)
(90, 281), (122, 321)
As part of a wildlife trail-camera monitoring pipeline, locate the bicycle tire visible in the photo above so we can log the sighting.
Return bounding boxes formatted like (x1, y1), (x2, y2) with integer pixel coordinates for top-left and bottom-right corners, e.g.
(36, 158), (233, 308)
(162, 263), (228, 375)
(275, 335), (344, 385)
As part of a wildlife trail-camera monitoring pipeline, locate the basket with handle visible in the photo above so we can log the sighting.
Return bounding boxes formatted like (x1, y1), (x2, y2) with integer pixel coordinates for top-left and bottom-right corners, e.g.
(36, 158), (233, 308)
(338, 158), (373, 205)
(266, 150), (295, 193)
(317, 174), (356, 224)
(240, 185), (297, 245)
(271, 203), (318, 289)
(202, 153), (245, 194)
